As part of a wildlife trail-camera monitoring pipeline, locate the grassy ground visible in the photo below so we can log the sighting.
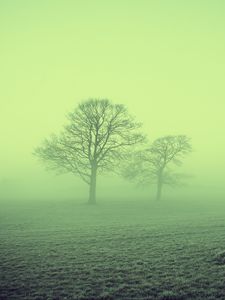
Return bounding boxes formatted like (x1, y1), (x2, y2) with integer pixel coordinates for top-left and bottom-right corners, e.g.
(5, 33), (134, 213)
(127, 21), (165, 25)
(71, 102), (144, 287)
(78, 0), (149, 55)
(1, 197), (225, 299)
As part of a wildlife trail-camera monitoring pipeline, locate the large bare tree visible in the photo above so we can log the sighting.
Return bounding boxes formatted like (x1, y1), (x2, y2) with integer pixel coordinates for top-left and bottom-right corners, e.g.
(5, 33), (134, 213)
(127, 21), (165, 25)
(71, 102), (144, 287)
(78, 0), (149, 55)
(123, 135), (192, 201)
(34, 99), (145, 204)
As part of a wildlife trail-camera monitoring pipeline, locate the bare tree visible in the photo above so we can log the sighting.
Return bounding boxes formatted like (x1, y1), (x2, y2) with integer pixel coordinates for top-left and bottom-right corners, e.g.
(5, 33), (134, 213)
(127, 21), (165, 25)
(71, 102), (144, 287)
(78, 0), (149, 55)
(34, 99), (145, 204)
(123, 135), (192, 201)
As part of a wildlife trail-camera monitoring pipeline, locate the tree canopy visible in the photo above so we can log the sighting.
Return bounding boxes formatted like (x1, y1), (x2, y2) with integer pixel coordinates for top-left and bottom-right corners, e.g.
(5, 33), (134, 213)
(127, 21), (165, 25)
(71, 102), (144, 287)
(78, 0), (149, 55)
(123, 135), (192, 200)
(34, 99), (145, 203)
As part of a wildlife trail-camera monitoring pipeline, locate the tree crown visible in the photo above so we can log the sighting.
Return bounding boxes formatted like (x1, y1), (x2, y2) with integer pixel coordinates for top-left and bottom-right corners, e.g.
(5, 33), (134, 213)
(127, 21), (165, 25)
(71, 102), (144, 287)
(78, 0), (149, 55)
(34, 98), (145, 184)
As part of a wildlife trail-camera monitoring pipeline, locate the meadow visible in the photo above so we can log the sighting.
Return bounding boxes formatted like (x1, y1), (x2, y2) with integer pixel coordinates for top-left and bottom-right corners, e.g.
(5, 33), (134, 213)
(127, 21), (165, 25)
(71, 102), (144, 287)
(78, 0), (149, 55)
(1, 197), (225, 299)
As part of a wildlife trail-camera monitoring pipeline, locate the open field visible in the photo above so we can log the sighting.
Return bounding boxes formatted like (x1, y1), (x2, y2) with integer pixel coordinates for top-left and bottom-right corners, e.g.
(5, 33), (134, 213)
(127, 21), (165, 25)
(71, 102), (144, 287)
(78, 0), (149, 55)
(1, 197), (225, 299)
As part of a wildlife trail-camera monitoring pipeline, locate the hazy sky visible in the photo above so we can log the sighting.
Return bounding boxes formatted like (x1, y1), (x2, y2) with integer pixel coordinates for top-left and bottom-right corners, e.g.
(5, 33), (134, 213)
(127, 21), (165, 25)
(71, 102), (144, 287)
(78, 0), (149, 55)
(0, 0), (224, 199)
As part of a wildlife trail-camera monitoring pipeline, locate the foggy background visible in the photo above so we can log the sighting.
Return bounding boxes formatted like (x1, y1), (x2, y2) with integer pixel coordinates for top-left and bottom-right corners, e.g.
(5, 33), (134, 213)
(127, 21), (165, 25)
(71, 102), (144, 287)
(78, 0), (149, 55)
(0, 0), (224, 202)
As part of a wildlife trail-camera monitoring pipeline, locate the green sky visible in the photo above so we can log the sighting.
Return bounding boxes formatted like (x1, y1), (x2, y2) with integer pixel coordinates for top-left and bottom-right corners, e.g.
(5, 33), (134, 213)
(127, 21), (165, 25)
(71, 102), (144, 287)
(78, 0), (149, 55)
(0, 0), (224, 199)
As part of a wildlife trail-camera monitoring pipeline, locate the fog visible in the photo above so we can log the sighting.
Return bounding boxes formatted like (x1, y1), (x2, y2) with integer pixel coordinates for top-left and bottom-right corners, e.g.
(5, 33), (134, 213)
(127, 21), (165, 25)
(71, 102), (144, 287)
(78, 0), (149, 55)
(1, 0), (225, 202)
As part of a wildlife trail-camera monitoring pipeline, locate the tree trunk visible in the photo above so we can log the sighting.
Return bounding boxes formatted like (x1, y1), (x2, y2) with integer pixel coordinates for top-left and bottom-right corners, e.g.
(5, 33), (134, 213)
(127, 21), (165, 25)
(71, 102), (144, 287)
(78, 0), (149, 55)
(156, 171), (163, 201)
(88, 164), (97, 204)
(156, 179), (163, 201)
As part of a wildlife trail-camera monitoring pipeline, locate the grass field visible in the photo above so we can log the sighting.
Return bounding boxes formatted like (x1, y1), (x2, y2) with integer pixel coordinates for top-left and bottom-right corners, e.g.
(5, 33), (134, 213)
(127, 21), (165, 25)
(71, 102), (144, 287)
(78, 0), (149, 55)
(1, 197), (225, 299)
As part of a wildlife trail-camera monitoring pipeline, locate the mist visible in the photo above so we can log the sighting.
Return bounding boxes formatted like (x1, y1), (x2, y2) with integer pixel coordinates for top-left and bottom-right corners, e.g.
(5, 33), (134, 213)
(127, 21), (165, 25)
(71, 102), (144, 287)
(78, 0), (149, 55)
(1, 1), (225, 299)
(1, 1), (225, 204)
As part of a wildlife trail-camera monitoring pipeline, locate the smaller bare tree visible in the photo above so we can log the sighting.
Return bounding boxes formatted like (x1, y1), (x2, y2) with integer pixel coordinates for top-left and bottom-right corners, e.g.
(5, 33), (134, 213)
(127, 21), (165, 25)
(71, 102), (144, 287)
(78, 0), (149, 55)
(123, 135), (192, 201)
(34, 99), (145, 204)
